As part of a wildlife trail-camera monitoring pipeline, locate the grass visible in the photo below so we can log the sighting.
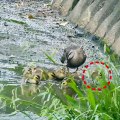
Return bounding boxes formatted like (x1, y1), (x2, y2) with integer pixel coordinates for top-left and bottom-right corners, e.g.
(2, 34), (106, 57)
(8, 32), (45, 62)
(4, 19), (27, 25)
(0, 18), (27, 25)
(0, 52), (120, 120)
(0, 72), (119, 120)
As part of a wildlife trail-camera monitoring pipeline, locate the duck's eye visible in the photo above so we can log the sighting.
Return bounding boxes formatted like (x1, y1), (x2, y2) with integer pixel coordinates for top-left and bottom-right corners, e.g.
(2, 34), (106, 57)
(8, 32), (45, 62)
(34, 75), (40, 80)
(28, 68), (32, 71)
(62, 81), (67, 86)
(33, 68), (36, 70)
(99, 73), (102, 76)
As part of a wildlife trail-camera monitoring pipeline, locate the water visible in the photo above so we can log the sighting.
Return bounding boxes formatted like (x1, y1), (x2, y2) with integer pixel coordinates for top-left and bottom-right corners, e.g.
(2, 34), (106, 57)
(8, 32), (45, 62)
(0, 0), (116, 119)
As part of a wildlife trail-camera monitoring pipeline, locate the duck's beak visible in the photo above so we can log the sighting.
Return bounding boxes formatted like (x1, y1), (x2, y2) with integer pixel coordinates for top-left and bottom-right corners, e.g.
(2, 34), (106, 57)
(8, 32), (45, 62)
(60, 52), (66, 63)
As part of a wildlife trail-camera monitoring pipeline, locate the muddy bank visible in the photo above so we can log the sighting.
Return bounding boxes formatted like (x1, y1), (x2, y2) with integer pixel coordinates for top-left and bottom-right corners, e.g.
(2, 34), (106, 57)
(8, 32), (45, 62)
(52, 0), (120, 56)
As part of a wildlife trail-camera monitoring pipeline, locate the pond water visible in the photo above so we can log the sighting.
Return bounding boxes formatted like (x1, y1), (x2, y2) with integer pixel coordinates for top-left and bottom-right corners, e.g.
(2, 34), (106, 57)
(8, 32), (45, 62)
(0, 0), (117, 119)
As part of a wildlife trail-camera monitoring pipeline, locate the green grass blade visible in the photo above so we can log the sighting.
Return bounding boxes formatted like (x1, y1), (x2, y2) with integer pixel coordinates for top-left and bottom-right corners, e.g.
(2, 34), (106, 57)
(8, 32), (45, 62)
(43, 51), (56, 64)
(87, 89), (96, 110)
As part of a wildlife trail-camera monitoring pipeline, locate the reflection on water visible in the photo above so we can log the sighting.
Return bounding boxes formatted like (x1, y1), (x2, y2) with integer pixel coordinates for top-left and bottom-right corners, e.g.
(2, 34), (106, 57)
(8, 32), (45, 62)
(0, 82), (62, 119)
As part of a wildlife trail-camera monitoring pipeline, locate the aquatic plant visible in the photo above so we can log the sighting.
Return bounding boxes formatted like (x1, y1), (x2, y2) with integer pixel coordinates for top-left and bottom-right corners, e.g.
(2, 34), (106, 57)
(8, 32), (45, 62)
(0, 52), (119, 120)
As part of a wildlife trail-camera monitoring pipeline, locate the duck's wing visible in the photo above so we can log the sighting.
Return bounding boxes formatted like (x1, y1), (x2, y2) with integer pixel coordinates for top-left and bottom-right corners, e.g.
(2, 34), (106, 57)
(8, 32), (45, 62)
(60, 45), (79, 63)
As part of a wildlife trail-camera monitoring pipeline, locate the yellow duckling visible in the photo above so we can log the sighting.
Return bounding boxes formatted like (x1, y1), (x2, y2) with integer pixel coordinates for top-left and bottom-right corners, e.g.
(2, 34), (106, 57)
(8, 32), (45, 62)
(52, 67), (66, 80)
(91, 70), (102, 81)
(91, 69), (102, 87)
(23, 67), (33, 81)
(61, 79), (76, 97)
(61, 73), (82, 97)
(23, 67), (43, 84)
(23, 67), (66, 84)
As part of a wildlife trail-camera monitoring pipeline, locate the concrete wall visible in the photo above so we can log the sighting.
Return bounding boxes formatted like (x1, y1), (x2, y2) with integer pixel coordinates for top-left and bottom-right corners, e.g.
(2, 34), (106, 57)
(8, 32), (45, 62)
(52, 0), (120, 56)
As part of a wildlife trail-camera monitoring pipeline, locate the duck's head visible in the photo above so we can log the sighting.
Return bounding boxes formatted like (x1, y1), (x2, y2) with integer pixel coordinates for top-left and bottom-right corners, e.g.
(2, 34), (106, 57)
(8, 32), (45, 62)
(25, 75), (40, 84)
(23, 66), (43, 84)
(61, 74), (82, 90)
(91, 69), (102, 80)
(61, 77), (77, 97)
(23, 67), (33, 80)
(52, 67), (66, 80)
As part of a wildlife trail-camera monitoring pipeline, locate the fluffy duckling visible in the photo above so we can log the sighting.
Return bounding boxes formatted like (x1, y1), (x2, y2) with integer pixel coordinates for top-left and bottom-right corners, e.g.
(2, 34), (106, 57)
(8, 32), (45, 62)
(23, 67), (33, 80)
(61, 80), (76, 97)
(91, 70), (102, 81)
(52, 67), (66, 80)
(61, 73), (82, 97)
(23, 67), (66, 84)
(91, 69), (102, 87)
(60, 45), (86, 72)
(23, 67), (43, 84)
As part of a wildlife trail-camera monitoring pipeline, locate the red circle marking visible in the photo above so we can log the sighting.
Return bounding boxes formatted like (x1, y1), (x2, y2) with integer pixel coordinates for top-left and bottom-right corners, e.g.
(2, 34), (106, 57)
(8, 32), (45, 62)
(108, 81), (111, 85)
(109, 70), (112, 74)
(101, 62), (104, 65)
(98, 88), (102, 91)
(82, 75), (85, 80)
(90, 62), (94, 65)
(92, 88), (96, 91)
(84, 81), (87, 84)
(85, 65), (89, 68)
(103, 85), (107, 89)
(109, 76), (112, 80)
(106, 65), (109, 69)
(87, 85), (91, 89)
(83, 70), (86, 73)
(82, 61), (112, 91)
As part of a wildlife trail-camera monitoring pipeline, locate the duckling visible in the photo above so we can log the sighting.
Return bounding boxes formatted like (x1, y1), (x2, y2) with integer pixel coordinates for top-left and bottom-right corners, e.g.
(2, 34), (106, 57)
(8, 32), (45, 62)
(91, 69), (102, 87)
(61, 80), (76, 97)
(23, 67), (66, 84)
(91, 70), (102, 80)
(60, 45), (86, 72)
(27, 76), (40, 84)
(52, 67), (66, 81)
(23, 67), (33, 81)
(61, 73), (82, 97)
(23, 67), (43, 84)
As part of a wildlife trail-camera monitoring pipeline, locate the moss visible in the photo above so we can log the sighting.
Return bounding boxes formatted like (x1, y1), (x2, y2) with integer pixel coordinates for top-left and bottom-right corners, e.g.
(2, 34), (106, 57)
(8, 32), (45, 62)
(91, 34), (120, 64)
(105, 45), (111, 54)
(0, 35), (7, 39)
(100, 40), (104, 48)
(110, 53), (119, 63)
(71, 0), (79, 10)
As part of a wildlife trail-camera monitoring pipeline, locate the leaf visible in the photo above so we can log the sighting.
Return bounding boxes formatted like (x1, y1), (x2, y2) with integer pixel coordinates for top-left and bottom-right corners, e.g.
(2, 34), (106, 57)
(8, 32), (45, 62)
(87, 89), (96, 110)
(20, 111), (34, 120)
(28, 14), (34, 19)
(3, 18), (27, 25)
(68, 77), (83, 98)
(43, 51), (56, 64)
